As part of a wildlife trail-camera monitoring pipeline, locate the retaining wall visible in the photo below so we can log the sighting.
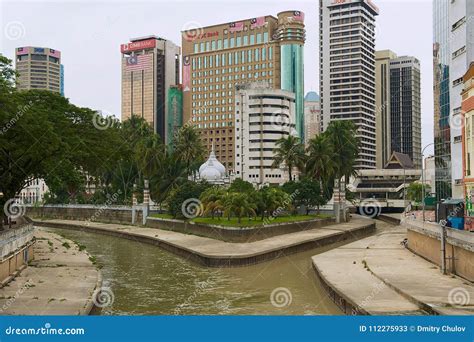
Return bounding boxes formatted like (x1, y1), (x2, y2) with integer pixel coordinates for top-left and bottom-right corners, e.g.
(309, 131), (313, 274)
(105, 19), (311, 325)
(406, 221), (474, 282)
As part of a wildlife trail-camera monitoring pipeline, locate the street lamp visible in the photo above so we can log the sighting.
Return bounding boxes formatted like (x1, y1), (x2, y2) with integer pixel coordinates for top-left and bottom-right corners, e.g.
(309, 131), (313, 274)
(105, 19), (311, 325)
(422, 142), (435, 222)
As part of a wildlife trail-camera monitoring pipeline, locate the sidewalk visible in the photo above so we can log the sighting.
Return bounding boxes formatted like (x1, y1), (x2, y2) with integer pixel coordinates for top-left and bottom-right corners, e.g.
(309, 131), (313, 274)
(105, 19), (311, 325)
(33, 217), (375, 267)
(0, 229), (100, 315)
(312, 225), (474, 315)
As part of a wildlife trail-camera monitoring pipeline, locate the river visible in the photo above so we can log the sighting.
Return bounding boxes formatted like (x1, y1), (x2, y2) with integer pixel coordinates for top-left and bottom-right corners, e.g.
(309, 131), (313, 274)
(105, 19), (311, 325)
(51, 227), (344, 315)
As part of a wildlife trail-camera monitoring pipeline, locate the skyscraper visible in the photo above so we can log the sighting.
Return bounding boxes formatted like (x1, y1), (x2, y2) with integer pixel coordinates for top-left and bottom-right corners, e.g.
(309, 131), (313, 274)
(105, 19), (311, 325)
(181, 11), (305, 171)
(319, 0), (379, 169)
(433, 0), (474, 200)
(389, 56), (422, 169)
(375, 50), (397, 169)
(121, 36), (180, 142)
(376, 51), (422, 170)
(15, 46), (63, 94)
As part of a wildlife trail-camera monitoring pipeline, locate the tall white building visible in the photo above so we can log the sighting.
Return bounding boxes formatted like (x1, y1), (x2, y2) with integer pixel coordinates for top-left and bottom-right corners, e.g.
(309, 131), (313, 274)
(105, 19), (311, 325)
(319, 0), (379, 169)
(234, 82), (296, 186)
(449, 0), (474, 198)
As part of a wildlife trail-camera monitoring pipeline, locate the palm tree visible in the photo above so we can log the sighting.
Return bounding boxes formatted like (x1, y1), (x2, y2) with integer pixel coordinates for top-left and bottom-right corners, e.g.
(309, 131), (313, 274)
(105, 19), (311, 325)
(221, 192), (256, 223)
(306, 134), (335, 184)
(174, 125), (206, 177)
(200, 186), (226, 219)
(271, 135), (305, 181)
(324, 121), (359, 181)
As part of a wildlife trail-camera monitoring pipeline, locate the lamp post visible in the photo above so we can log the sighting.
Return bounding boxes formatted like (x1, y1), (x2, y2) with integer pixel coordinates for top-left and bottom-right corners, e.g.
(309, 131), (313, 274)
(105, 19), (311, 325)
(422, 143), (435, 222)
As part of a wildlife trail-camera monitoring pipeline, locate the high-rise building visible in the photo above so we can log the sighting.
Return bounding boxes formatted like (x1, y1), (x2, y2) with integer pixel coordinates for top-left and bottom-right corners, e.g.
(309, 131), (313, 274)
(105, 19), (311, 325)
(389, 56), (422, 169)
(121, 36), (180, 142)
(433, 0), (474, 200)
(304, 91), (320, 145)
(15, 46), (63, 94)
(375, 50), (397, 168)
(181, 11), (305, 171)
(234, 82), (296, 185)
(319, 0), (379, 169)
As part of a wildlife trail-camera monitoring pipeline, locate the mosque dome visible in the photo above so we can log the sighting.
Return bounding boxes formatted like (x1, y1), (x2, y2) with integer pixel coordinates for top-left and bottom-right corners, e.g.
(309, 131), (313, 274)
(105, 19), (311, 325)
(199, 145), (226, 178)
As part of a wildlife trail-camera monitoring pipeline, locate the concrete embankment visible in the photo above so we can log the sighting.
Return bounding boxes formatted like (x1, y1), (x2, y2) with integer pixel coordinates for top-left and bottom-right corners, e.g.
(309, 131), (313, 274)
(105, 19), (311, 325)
(33, 217), (375, 267)
(0, 229), (101, 315)
(312, 225), (474, 315)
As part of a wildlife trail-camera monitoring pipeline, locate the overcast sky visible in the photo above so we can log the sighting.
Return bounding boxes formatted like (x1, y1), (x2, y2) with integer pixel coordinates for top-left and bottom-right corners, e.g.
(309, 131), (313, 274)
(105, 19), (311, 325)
(0, 0), (434, 154)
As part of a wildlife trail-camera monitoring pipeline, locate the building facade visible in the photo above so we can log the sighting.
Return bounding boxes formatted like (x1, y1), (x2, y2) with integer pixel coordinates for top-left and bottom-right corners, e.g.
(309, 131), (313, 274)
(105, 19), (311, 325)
(389, 56), (422, 169)
(121, 36), (180, 142)
(15, 46), (63, 94)
(433, 0), (474, 200)
(181, 11), (305, 171)
(234, 82), (296, 185)
(319, 0), (379, 169)
(18, 179), (49, 204)
(375, 50), (397, 168)
(304, 91), (321, 145)
(462, 63), (474, 218)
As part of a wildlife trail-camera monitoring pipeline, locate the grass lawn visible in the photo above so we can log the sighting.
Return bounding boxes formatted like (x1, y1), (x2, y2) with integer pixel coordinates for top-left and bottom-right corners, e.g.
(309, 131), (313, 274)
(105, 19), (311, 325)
(193, 214), (331, 227)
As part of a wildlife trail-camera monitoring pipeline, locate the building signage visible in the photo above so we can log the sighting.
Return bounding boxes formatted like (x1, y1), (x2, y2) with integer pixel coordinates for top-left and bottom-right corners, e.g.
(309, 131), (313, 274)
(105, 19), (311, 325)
(183, 31), (219, 42)
(120, 39), (156, 53)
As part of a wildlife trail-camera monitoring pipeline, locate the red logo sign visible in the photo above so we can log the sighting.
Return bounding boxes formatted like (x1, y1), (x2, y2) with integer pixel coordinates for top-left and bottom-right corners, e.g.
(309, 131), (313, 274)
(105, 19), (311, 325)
(120, 39), (156, 53)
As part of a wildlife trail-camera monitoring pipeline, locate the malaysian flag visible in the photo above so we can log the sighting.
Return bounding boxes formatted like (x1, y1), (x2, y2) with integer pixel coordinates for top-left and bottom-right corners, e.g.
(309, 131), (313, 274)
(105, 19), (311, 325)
(250, 16), (265, 29)
(292, 11), (305, 22)
(229, 21), (244, 33)
(124, 54), (152, 72)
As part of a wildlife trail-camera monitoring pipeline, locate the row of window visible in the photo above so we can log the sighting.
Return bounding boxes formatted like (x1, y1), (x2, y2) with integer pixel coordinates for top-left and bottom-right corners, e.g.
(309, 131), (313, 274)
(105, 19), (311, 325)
(193, 32), (270, 53)
(192, 47), (273, 70)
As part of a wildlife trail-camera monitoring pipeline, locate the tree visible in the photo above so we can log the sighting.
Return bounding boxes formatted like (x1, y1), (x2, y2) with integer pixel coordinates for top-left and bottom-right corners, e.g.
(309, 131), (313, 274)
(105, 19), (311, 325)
(167, 180), (210, 219)
(306, 134), (335, 183)
(220, 192), (256, 223)
(228, 178), (254, 194)
(174, 125), (206, 177)
(200, 186), (226, 219)
(271, 135), (305, 181)
(254, 186), (291, 220)
(324, 120), (359, 181)
(407, 182), (430, 203)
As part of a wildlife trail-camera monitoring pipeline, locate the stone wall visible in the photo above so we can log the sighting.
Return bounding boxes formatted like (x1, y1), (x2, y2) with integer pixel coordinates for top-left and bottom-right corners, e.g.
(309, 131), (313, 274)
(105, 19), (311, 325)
(26, 205), (143, 225)
(0, 222), (35, 286)
(406, 221), (474, 282)
(146, 217), (336, 242)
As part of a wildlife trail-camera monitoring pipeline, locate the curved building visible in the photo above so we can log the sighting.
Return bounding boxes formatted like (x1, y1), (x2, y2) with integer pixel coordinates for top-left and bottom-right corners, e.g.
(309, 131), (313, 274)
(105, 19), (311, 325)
(276, 11), (306, 142)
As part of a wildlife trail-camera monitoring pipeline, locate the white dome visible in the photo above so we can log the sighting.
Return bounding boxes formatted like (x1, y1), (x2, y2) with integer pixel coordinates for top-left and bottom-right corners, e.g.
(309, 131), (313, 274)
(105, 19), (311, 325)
(199, 145), (226, 177)
(200, 160), (222, 180)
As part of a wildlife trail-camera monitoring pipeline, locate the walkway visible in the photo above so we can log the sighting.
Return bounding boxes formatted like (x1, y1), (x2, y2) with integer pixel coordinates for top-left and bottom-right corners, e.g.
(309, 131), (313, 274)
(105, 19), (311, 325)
(33, 217), (375, 267)
(312, 225), (474, 315)
(0, 229), (100, 315)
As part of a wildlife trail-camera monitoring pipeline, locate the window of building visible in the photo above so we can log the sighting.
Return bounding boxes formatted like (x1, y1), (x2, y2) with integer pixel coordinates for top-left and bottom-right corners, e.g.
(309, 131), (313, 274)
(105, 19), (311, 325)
(230, 37), (235, 48)
(224, 39), (229, 48)
(263, 32), (269, 43)
(236, 36), (242, 47)
(194, 43), (199, 53)
(256, 33), (262, 44)
(243, 35), (249, 45)
(250, 34), (255, 44)
(218, 40), (222, 49)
